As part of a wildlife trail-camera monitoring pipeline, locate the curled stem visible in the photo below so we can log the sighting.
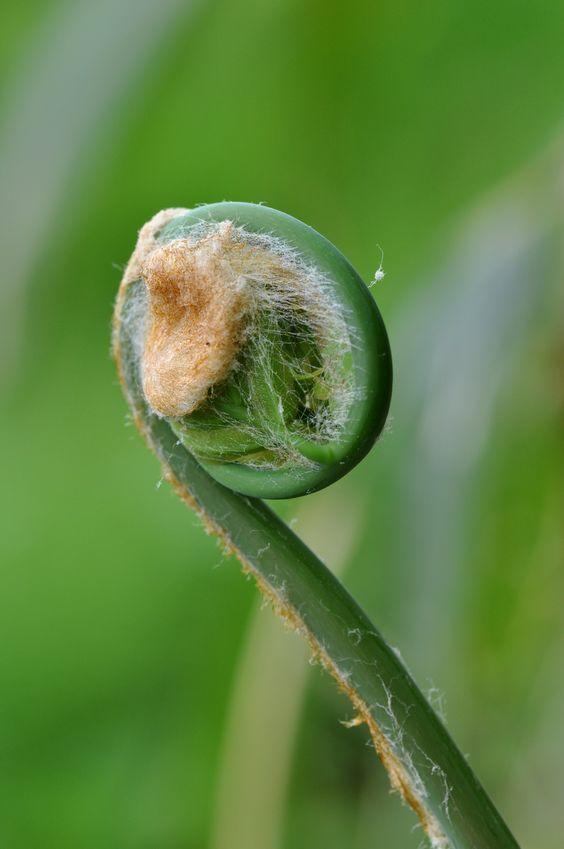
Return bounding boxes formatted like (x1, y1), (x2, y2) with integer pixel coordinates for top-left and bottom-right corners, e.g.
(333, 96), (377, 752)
(113, 203), (520, 849)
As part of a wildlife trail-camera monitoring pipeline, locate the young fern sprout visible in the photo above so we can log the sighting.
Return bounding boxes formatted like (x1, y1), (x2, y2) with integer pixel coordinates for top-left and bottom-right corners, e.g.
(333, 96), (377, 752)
(113, 203), (520, 849)
(119, 202), (392, 498)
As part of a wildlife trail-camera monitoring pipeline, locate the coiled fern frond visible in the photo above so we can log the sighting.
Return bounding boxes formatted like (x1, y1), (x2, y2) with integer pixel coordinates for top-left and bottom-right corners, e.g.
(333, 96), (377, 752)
(113, 202), (519, 849)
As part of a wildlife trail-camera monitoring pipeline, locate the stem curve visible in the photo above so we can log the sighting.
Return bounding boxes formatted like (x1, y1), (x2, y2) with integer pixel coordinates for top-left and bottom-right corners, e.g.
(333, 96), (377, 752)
(113, 205), (520, 849)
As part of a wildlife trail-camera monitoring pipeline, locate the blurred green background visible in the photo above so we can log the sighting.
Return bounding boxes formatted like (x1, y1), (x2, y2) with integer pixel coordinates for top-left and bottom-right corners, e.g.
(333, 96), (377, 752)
(1, 1), (563, 847)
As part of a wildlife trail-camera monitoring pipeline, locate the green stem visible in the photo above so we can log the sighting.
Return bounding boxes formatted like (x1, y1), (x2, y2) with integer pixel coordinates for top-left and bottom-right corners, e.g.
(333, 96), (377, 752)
(143, 413), (519, 849)
(114, 203), (520, 848)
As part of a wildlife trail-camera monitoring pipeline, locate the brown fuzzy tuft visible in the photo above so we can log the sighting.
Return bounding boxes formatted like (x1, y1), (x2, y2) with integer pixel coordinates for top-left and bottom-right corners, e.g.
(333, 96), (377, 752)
(140, 222), (249, 418)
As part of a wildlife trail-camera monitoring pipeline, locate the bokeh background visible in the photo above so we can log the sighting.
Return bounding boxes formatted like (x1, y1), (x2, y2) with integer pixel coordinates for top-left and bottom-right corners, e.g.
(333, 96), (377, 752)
(1, 2), (563, 847)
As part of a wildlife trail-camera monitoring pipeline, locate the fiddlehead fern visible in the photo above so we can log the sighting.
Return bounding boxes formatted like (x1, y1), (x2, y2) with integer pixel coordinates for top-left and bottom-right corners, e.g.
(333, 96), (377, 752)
(113, 203), (519, 849)
(117, 202), (391, 498)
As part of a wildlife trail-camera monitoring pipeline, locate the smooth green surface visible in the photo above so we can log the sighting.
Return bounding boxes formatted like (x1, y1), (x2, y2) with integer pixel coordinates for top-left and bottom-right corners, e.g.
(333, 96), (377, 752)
(159, 202), (392, 498)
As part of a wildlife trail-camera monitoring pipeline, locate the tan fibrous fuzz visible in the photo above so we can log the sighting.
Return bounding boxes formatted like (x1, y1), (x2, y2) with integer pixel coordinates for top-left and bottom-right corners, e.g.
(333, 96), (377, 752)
(140, 221), (250, 418)
(115, 209), (354, 442)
